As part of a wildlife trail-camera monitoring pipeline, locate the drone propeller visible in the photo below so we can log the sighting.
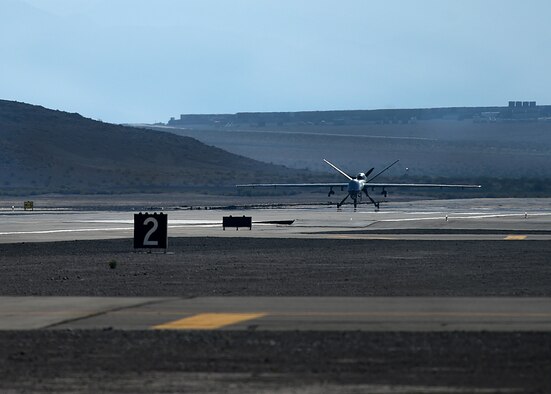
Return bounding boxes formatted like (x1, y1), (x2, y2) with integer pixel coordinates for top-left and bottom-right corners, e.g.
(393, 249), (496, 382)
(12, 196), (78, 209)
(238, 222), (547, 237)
(365, 167), (375, 178)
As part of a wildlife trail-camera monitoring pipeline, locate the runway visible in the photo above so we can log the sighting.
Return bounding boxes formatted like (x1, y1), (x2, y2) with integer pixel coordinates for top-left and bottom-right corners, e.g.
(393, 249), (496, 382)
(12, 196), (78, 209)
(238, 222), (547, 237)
(1, 198), (551, 243)
(1, 198), (551, 392)
(3, 296), (551, 332)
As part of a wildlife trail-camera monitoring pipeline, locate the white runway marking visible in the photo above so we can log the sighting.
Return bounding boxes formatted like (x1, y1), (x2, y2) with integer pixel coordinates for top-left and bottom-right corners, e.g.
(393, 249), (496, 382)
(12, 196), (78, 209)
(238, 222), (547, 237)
(2, 199), (551, 242)
(0, 227), (133, 236)
(376, 212), (551, 222)
(71, 219), (222, 225)
(0, 223), (228, 236)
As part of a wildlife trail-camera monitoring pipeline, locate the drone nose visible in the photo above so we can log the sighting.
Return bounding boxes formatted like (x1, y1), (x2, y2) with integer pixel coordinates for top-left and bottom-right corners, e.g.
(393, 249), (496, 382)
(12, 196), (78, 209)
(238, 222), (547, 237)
(348, 179), (361, 193)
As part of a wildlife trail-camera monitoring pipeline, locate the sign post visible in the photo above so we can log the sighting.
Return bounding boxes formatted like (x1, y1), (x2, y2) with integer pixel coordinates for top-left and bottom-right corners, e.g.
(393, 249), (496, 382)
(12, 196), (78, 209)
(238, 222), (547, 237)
(134, 212), (168, 251)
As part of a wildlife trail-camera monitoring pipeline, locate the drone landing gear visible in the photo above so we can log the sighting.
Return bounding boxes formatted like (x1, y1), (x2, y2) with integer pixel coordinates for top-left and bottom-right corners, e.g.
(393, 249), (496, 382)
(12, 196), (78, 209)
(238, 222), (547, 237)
(336, 193), (349, 208)
(364, 189), (380, 211)
(337, 192), (380, 210)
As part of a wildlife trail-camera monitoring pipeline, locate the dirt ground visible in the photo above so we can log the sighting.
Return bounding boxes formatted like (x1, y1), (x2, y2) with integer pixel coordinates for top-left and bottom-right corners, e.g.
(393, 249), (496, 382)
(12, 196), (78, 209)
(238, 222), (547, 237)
(1, 238), (550, 297)
(1, 330), (550, 393)
(1, 238), (551, 393)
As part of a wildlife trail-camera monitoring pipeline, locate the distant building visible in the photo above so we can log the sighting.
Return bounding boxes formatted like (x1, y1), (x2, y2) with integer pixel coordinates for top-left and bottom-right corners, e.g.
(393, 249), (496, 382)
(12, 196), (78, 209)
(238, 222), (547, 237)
(503, 100), (540, 120)
(509, 101), (537, 109)
(167, 101), (551, 127)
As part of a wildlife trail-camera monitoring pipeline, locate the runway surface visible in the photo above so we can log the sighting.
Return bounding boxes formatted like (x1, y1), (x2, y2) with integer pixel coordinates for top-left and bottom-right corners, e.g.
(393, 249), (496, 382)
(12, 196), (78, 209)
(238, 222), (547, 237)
(2, 198), (551, 392)
(1, 198), (551, 243)
(3, 296), (551, 332)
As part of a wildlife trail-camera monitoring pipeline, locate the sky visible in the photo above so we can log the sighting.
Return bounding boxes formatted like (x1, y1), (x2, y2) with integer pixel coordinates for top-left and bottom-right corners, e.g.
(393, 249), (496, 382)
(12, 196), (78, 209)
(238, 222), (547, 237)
(2, 0), (551, 123)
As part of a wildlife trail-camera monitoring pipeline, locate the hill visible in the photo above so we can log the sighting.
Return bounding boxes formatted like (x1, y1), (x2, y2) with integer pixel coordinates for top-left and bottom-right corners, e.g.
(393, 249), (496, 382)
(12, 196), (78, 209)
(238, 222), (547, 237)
(0, 100), (306, 195)
(159, 120), (551, 179)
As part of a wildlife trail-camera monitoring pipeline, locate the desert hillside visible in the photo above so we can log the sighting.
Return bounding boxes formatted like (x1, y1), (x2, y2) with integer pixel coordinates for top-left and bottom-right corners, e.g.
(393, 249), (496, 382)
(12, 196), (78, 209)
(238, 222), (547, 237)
(0, 100), (305, 194)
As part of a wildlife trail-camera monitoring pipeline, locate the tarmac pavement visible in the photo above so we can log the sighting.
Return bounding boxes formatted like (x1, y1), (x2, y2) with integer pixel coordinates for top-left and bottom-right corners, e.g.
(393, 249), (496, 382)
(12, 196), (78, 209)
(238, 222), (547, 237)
(1, 198), (551, 243)
(2, 296), (551, 332)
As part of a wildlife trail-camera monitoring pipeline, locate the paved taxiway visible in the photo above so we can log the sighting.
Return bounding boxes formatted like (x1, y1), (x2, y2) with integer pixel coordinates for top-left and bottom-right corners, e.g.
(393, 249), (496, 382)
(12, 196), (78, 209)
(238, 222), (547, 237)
(1, 198), (551, 243)
(3, 296), (551, 332)
(1, 198), (550, 332)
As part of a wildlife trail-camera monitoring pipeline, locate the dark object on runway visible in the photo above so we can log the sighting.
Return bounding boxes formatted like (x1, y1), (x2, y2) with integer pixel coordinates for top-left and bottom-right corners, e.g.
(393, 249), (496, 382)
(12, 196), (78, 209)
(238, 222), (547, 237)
(223, 215), (252, 230)
(254, 220), (295, 225)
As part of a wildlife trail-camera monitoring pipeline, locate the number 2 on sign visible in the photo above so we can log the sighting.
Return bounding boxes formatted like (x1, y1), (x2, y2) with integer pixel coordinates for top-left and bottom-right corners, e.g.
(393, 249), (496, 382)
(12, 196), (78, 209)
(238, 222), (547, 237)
(143, 217), (159, 246)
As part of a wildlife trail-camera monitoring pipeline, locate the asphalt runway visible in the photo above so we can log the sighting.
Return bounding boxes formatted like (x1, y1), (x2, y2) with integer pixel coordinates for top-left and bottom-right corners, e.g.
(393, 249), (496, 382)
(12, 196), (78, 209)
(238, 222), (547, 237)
(2, 198), (550, 331)
(1, 198), (551, 243)
(2, 296), (551, 332)
(1, 198), (551, 392)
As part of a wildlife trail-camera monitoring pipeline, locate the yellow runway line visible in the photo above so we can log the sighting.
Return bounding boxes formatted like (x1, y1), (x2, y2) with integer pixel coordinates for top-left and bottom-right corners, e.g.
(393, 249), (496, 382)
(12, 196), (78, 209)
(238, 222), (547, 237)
(153, 313), (266, 330)
(504, 235), (527, 240)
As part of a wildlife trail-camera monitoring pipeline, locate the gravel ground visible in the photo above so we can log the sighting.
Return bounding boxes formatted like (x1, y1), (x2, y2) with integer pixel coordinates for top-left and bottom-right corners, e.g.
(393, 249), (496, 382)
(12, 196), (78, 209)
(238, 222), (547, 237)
(1, 237), (551, 393)
(0, 238), (550, 296)
(1, 330), (550, 393)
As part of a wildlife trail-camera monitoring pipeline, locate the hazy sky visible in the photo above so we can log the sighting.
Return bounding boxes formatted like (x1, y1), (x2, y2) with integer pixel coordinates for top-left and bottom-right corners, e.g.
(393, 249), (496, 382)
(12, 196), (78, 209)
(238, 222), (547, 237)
(2, 0), (551, 123)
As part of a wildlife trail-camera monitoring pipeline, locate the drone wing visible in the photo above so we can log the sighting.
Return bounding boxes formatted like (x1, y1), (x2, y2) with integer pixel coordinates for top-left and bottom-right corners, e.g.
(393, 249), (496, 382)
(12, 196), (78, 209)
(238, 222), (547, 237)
(366, 183), (482, 189)
(236, 182), (347, 188)
(323, 159), (353, 180)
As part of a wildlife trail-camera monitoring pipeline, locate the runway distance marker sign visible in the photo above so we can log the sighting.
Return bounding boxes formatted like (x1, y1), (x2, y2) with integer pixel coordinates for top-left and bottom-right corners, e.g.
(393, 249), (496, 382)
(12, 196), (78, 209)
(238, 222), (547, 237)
(134, 212), (168, 249)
